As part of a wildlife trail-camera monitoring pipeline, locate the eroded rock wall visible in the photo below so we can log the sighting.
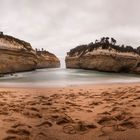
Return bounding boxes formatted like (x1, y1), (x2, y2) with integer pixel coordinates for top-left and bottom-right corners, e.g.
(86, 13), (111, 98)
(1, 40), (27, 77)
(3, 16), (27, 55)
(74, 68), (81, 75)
(0, 34), (37, 74)
(36, 51), (60, 69)
(65, 44), (140, 74)
(0, 34), (60, 74)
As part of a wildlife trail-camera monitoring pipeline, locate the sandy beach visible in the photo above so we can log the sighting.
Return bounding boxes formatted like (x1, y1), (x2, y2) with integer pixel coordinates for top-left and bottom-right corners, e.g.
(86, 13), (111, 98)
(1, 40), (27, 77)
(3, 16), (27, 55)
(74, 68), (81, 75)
(0, 83), (140, 140)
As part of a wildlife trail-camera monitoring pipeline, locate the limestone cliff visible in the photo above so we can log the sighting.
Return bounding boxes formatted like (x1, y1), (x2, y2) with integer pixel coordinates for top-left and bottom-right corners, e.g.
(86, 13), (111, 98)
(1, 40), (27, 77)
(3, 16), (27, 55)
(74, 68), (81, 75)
(65, 39), (140, 74)
(0, 34), (37, 74)
(36, 51), (60, 69)
(0, 33), (60, 74)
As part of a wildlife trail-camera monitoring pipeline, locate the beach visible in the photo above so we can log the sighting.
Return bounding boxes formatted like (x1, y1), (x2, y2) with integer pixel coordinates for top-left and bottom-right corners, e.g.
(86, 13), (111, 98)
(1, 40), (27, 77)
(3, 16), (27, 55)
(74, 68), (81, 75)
(1, 0), (140, 140)
(0, 83), (140, 140)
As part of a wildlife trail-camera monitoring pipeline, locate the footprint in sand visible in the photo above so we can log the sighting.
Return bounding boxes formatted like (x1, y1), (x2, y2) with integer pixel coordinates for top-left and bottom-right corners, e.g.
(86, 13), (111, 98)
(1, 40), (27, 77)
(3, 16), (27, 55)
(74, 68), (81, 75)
(5, 128), (30, 140)
(119, 120), (137, 129)
(6, 128), (30, 136)
(4, 122), (32, 140)
(22, 110), (42, 118)
(26, 100), (38, 106)
(63, 121), (97, 135)
(56, 115), (73, 125)
(89, 100), (103, 106)
(113, 111), (133, 121)
(26, 106), (40, 112)
(3, 117), (17, 122)
(97, 115), (117, 126)
(0, 106), (13, 116)
(3, 136), (17, 140)
(99, 126), (114, 137)
(0, 101), (7, 106)
(34, 132), (58, 140)
(11, 122), (32, 129)
(36, 120), (52, 128)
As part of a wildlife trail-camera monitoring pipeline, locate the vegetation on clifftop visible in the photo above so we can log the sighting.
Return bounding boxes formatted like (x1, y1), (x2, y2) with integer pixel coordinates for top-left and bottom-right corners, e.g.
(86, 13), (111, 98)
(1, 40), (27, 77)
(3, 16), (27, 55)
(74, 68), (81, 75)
(0, 32), (32, 51)
(68, 37), (140, 57)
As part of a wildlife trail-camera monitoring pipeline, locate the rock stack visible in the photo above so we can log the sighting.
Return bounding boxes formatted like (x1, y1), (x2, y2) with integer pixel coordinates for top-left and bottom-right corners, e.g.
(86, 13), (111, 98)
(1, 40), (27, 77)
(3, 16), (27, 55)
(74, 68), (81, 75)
(65, 37), (140, 74)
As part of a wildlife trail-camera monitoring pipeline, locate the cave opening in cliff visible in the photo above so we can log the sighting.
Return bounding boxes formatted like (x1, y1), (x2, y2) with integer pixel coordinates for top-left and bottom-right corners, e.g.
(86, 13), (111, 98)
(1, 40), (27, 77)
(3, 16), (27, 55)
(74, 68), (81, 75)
(119, 67), (130, 73)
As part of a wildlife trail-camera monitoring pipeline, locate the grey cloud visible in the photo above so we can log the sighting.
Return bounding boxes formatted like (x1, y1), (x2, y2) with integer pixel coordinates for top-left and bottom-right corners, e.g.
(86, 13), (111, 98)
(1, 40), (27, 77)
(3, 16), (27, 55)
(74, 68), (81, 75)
(106, 0), (140, 25)
(0, 0), (140, 59)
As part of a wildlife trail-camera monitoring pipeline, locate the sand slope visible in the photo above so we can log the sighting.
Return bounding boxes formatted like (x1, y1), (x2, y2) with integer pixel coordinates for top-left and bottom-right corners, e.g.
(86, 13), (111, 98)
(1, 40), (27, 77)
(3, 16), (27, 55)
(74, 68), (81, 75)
(0, 84), (140, 140)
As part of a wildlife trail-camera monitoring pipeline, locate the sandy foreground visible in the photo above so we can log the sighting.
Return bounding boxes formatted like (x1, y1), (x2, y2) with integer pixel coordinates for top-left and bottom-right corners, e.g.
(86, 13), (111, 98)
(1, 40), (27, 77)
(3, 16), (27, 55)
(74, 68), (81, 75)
(0, 83), (140, 140)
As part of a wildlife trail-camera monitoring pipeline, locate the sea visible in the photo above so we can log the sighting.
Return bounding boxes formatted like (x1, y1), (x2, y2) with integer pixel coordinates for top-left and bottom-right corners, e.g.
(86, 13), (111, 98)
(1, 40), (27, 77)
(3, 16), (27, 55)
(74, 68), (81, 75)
(0, 68), (140, 87)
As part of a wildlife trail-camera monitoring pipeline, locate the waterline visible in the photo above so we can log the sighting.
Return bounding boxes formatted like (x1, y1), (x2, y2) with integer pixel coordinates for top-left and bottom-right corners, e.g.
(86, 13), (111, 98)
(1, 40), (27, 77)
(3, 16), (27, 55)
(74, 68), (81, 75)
(0, 68), (140, 87)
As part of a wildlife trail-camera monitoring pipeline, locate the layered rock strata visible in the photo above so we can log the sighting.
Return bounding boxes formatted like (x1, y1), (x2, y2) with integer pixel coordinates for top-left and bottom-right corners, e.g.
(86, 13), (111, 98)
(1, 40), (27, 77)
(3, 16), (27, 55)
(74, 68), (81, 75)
(0, 33), (60, 74)
(36, 51), (60, 69)
(65, 41), (140, 74)
(0, 34), (37, 74)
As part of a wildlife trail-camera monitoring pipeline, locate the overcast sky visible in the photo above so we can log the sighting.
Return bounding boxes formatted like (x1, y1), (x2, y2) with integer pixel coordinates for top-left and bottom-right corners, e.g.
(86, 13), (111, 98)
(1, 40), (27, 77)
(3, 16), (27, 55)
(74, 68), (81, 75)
(0, 0), (140, 59)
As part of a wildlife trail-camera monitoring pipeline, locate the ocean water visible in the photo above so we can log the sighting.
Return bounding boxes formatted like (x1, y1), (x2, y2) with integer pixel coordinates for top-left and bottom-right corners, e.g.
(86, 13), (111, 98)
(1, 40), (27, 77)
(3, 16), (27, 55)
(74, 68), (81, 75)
(0, 68), (140, 87)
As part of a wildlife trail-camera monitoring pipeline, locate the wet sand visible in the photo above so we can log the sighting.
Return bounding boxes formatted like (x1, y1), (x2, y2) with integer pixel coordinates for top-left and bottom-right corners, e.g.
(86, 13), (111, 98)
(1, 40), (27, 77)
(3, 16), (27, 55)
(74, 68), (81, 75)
(0, 83), (140, 140)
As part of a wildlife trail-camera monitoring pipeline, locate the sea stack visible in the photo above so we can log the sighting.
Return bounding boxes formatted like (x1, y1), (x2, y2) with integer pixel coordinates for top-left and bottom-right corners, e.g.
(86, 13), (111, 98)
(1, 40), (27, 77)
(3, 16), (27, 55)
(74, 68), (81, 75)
(65, 37), (140, 74)
(0, 32), (37, 74)
(36, 49), (60, 69)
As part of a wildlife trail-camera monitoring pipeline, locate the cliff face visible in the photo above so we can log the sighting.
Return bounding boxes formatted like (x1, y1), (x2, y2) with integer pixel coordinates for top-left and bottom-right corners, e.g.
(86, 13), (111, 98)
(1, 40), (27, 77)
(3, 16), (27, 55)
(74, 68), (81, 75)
(0, 34), (37, 74)
(0, 34), (60, 74)
(65, 42), (140, 74)
(36, 51), (60, 69)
